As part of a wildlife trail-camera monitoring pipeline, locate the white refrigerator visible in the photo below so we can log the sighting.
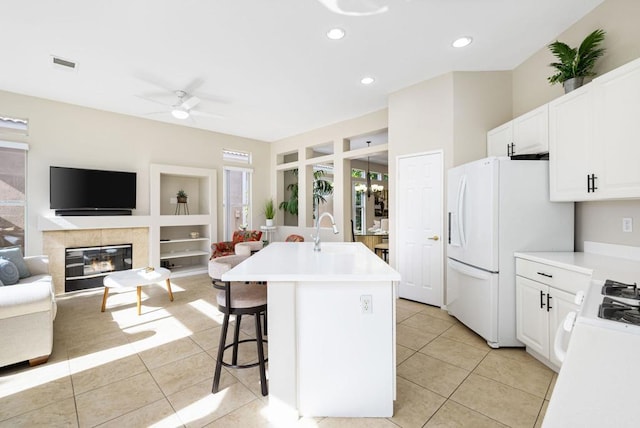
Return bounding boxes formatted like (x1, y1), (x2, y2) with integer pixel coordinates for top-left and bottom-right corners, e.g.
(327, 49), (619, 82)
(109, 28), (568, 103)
(446, 157), (573, 348)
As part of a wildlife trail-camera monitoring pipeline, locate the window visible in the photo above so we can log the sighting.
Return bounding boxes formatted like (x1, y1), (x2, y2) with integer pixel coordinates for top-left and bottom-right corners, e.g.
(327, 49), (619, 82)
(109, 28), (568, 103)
(0, 141), (28, 252)
(222, 149), (251, 164)
(0, 116), (28, 135)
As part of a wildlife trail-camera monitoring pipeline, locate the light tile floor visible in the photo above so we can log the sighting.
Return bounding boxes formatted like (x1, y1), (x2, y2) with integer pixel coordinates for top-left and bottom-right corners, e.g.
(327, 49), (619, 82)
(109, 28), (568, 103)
(0, 274), (555, 427)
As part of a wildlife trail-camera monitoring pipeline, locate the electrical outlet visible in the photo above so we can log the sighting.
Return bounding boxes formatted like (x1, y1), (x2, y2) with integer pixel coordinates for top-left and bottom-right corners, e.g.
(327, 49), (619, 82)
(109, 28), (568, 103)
(170, 197), (177, 204)
(360, 295), (372, 314)
(623, 217), (633, 233)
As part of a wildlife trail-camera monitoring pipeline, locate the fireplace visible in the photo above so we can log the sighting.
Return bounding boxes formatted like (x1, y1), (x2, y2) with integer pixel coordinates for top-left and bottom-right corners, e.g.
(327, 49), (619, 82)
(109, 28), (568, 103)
(65, 243), (132, 292)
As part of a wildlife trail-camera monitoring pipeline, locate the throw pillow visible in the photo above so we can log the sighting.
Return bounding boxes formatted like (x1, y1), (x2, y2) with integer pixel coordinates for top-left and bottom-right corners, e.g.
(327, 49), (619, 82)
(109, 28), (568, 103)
(0, 259), (19, 285)
(0, 246), (31, 278)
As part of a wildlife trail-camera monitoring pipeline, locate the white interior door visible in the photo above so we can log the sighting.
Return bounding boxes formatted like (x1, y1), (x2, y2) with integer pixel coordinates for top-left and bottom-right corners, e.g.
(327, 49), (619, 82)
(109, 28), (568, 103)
(396, 151), (443, 306)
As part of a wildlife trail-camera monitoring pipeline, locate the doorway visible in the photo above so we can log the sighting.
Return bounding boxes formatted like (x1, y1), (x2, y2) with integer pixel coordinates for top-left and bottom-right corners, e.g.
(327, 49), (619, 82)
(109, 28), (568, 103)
(396, 151), (443, 306)
(223, 167), (252, 240)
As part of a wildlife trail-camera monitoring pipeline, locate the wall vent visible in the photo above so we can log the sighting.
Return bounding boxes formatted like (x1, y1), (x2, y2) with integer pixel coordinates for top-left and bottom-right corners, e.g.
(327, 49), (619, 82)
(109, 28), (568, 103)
(51, 55), (78, 71)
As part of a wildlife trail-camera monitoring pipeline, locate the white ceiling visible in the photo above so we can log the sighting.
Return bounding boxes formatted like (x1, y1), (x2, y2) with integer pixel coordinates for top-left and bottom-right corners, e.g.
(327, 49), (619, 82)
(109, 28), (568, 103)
(1, 0), (603, 142)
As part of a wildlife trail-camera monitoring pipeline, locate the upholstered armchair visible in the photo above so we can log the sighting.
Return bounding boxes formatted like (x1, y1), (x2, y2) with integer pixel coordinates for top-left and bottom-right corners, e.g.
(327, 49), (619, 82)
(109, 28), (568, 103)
(210, 229), (263, 259)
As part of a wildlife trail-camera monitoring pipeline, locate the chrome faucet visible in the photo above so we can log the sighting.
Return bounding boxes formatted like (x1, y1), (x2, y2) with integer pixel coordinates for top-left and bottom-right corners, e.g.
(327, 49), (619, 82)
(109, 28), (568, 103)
(312, 211), (339, 251)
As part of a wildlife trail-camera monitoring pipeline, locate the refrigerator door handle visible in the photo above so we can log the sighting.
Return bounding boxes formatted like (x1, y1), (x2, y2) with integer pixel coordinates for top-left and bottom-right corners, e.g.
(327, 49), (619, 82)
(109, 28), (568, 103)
(457, 175), (467, 248)
(447, 259), (491, 280)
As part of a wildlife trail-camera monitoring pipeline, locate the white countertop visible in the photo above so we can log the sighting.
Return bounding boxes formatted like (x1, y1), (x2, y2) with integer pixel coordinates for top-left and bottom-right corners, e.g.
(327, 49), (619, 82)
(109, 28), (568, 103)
(514, 251), (640, 284)
(222, 242), (401, 282)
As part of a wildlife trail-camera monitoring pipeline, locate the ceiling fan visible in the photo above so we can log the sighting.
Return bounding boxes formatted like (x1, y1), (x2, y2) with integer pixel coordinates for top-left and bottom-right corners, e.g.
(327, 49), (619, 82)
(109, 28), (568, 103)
(316, 0), (389, 16)
(138, 89), (223, 121)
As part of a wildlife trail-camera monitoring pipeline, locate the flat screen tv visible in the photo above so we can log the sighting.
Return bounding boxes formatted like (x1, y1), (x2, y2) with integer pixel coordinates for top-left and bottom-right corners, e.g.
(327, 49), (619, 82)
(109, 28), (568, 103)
(50, 166), (137, 216)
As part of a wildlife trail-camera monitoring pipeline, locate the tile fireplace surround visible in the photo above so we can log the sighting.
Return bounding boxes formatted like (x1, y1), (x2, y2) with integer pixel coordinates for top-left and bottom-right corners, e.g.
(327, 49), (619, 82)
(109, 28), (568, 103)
(42, 228), (149, 295)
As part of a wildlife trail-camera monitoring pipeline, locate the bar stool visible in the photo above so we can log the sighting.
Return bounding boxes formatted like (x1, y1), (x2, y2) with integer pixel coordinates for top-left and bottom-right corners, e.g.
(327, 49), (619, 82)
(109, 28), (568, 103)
(374, 242), (389, 262)
(209, 254), (268, 396)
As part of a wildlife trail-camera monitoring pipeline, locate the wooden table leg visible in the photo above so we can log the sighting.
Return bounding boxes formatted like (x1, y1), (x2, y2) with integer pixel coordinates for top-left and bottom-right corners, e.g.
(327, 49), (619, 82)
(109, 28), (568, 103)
(137, 286), (142, 315)
(166, 279), (174, 301)
(101, 287), (109, 312)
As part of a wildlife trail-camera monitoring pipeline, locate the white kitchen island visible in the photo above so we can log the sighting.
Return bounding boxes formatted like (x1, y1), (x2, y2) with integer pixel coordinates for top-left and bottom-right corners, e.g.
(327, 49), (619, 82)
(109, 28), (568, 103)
(222, 241), (401, 420)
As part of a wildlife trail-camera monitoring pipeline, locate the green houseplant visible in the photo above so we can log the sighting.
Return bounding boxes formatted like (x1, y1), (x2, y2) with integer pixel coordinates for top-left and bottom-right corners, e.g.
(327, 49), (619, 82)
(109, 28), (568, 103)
(176, 189), (188, 203)
(263, 198), (276, 226)
(547, 29), (606, 93)
(279, 169), (333, 218)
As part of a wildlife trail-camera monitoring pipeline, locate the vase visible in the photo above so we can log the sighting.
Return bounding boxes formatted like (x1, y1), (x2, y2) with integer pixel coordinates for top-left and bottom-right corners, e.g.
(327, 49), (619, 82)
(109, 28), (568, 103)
(563, 77), (584, 94)
(266, 219), (274, 227)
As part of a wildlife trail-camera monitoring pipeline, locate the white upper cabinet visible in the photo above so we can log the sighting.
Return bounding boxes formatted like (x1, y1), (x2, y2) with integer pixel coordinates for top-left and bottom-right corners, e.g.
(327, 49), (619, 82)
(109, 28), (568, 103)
(487, 104), (549, 157)
(549, 57), (640, 201)
(549, 85), (595, 201)
(487, 122), (512, 157)
(592, 58), (640, 199)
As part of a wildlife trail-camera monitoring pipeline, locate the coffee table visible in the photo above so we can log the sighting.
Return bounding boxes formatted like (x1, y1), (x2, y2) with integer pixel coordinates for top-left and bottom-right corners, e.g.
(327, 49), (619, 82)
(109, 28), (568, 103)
(101, 267), (173, 315)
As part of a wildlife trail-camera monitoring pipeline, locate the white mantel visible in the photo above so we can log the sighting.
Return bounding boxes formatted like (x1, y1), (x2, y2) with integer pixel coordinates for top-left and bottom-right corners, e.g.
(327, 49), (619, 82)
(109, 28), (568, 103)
(38, 214), (152, 231)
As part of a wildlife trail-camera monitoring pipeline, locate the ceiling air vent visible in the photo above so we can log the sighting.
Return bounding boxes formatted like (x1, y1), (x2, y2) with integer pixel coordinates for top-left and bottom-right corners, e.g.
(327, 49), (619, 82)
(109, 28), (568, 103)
(51, 55), (78, 71)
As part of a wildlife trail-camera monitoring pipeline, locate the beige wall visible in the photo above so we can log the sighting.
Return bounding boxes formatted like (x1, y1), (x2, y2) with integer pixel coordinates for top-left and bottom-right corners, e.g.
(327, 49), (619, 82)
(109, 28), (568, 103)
(512, 0), (640, 250)
(388, 71), (511, 267)
(0, 89), (270, 255)
(452, 71), (513, 166)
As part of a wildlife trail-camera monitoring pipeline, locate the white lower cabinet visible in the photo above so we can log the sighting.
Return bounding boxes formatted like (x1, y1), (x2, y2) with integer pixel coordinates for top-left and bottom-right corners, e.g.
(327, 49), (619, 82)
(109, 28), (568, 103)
(515, 257), (589, 370)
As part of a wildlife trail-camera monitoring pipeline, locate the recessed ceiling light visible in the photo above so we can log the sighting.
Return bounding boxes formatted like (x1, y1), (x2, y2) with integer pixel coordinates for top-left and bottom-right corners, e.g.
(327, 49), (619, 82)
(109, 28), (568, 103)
(452, 36), (473, 48)
(326, 28), (345, 40)
(361, 76), (375, 85)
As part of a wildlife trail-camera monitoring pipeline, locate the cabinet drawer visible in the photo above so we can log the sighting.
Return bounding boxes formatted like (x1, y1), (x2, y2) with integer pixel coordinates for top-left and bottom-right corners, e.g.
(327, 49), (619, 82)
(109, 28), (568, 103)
(516, 258), (590, 295)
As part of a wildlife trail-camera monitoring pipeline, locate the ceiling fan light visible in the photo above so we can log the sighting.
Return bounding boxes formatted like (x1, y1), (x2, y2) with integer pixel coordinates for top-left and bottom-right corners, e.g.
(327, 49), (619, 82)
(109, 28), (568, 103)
(452, 36), (473, 48)
(171, 108), (189, 119)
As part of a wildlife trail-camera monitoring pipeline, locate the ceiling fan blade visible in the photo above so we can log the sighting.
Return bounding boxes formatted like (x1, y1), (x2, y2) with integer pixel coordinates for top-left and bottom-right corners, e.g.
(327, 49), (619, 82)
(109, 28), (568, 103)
(190, 109), (224, 120)
(136, 94), (172, 107)
(181, 95), (201, 111)
(183, 78), (205, 96)
(317, 0), (388, 16)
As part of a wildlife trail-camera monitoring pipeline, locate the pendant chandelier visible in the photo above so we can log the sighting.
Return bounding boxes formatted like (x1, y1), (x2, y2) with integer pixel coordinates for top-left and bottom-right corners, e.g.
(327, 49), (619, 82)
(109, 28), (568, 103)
(366, 140), (372, 199)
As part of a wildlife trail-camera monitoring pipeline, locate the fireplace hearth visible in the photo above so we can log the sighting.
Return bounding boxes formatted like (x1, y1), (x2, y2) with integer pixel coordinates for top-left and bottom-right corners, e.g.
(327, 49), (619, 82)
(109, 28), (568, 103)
(65, 243), (132, 292)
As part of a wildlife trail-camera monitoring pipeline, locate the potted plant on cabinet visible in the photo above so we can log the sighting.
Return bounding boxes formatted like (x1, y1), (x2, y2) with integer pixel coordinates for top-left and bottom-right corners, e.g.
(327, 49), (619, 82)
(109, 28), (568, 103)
(264, 198), (276, 227)
(176, 189), (188, 203)
(547, 28), (606, 93)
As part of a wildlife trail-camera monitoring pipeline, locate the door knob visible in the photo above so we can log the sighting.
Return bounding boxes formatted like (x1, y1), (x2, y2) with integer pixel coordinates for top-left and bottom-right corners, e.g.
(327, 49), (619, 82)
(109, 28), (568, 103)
(428, 235), (439, 241)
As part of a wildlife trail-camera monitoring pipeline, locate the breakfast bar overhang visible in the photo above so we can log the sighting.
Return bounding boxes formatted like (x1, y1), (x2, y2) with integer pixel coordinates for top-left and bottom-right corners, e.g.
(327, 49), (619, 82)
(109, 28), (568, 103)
(221, 241), (401, 420)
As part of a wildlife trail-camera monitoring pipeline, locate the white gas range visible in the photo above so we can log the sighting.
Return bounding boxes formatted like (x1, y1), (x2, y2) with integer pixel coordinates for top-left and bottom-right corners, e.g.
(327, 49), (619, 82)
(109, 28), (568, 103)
(544, 277), (640, 427)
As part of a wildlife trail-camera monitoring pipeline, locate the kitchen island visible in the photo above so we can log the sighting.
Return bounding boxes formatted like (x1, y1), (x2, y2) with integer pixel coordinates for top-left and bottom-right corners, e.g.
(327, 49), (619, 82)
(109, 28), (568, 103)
(222, 241), (401, 420)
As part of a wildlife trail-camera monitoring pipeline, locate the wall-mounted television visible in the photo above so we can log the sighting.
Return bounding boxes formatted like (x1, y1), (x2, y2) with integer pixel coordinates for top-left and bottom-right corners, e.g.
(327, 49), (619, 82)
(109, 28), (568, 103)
(50, 166), (137, 216)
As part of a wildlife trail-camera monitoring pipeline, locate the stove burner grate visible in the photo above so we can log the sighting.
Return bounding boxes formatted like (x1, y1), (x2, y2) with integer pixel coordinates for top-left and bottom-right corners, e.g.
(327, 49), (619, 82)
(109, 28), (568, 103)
(601, 279), (639, 300)
(599, 297), (640, 326)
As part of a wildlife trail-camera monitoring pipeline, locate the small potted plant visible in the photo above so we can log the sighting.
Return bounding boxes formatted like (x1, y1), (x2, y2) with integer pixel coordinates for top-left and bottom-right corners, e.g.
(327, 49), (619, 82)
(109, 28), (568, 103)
(176, 189), (188, 203)
(547, 28), (606, 93)
(263, 198), (276, 227)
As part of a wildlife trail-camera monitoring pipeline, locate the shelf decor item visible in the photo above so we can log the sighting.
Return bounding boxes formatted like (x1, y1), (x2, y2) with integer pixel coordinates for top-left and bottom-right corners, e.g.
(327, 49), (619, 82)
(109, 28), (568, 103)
(263, 198), (276, 227)
(175, 189), (189, 215)
(547, 28), (606, 93)
(176, 189), (188, 203)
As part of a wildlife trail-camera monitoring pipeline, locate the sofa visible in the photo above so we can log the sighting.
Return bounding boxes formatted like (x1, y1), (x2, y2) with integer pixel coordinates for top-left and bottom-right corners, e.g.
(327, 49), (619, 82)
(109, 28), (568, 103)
(210, 229), (263, 259)
(0, 255), (57, 367)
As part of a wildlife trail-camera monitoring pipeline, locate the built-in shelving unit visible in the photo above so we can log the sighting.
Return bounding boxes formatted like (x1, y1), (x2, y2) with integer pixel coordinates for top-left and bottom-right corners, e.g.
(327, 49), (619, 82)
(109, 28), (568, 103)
(150, 164), (217, 277)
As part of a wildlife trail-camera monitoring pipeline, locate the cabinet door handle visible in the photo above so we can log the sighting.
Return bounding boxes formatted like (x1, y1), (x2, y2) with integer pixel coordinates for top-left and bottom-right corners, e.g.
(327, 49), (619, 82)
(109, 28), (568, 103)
(547, 294), (553, 312)
(587, 173), (598, 193)
(536, 271), (553, 278)
(540, 290), (546, 309)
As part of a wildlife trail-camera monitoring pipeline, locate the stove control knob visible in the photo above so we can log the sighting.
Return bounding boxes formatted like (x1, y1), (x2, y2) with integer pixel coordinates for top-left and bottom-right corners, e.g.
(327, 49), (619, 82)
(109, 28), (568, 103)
(574, 290), (585, 305)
